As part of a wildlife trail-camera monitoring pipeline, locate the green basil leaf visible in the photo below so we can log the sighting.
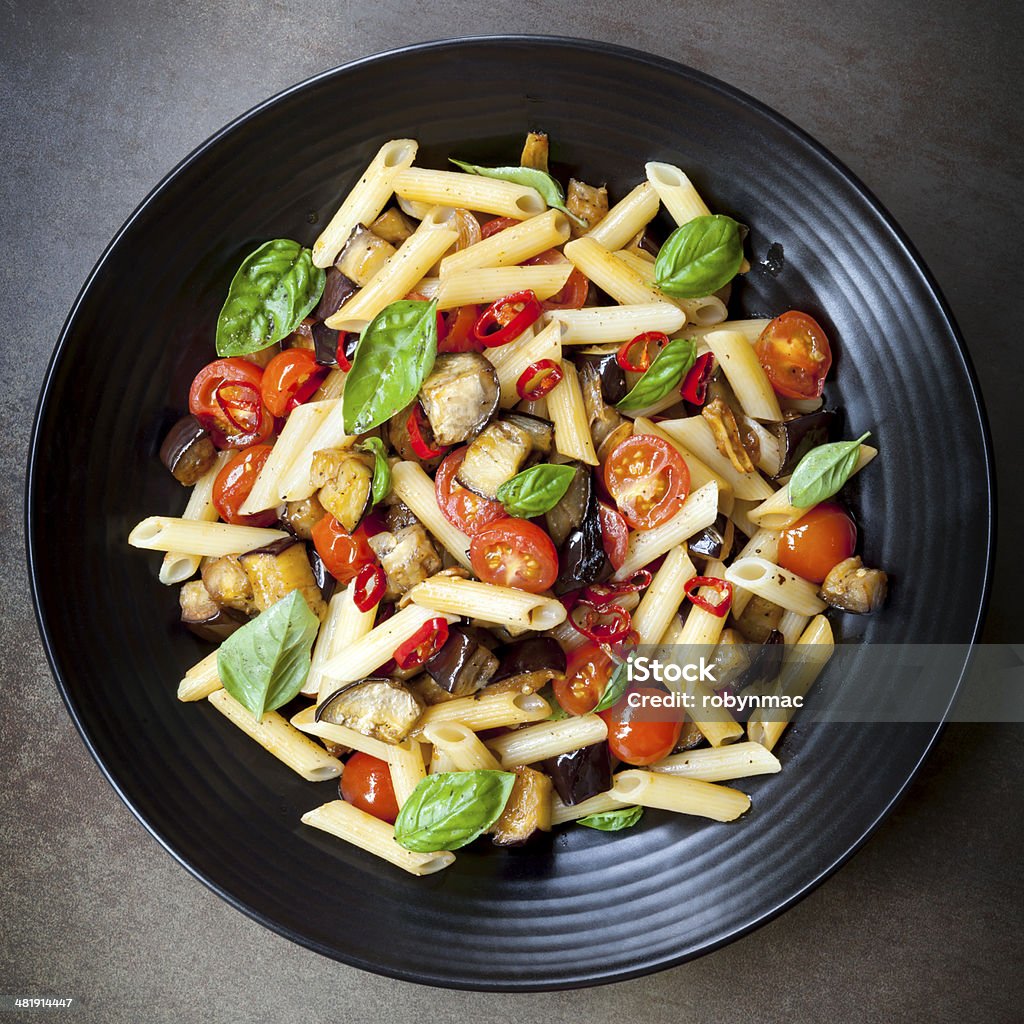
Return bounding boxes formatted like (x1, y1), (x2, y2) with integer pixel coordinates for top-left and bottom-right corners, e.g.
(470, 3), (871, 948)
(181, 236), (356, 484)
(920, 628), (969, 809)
(342, 299), (439, 435)
(496, 463), (576, 517)
(578, 805), (644, 831)
(393, 770), (516, 852)
(216, 239), (326, 356)
(216, 590), (320, 720)
(789, 432), (871, 508)
(616, 337), (697, 412)
(653, 215), (744, 299)
(593, 656), (631, 713)
(358, 437), (391, 506)
(449, 158), (586, 227)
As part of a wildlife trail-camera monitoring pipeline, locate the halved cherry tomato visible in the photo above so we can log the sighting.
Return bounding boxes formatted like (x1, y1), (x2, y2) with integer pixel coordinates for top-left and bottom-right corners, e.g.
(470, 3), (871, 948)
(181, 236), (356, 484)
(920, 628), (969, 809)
(340, 752), (400, 823)
(435, 448), (508, 535)
(604, 435), (690, 531)
(212, 445), (278, 527)
(439, 305), (483, 353)
(470, 519), (559, 594)
(755, 311), (833, 399)
(600, 686), (682, 765)
(311, 515), (377, 584)
(598, 501), (629, 570)
(778, 501), (857, 583)
(554, 640), (616, 716)
(481, 216), (519, 238)
(524, 249), (589, 310)
(189, 358), (274, 448)
(260, 348), (328, 417)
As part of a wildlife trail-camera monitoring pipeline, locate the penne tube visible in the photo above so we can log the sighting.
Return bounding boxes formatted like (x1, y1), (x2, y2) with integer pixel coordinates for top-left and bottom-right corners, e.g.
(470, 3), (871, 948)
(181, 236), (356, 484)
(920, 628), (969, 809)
(312, 139), (418, 268)
(207, 690), (343, 782)
(610, 769), (750, 822)
(301, 800), (454, 876)
(631, 417), (731, 498)
(702, 330), (783, 423)
(779, 609), (812, 645)
(413, 690), (551, 736)
(393, 167), (546, 219)
(421, 722), (502, 772)
(546, 359), (599, 465)
(612, 250), (728, 326)
(390, 461), (472, 570)
(661, 676), (744, 747)
(613, 481), (719, 580)
(485, 321), (564, 408)
(276, 397), (354, 503)
(651, 741), (781, 782)
(429, 746), (459, 774)
(660, 613), (685, 646)
(729, 527), (782, 618)
(544, 303), (685, 345)
(563, 236), (675, 307)
(406, 575), (566, 633)
(386, 742), (428, 807)
(551, 790), (630, 826)
(290, 705), (407, 761)
(311, 368), (346, 402)
(486, 715), (608, 769)
(177, 649), (222, 702)
(631, 545), (698, 645)
(436, 264), (572, 309)
(724, 557), (826, 615)
(645, 161), (711, 225)
(687, 318), (772, 344)
(439, 209), (570, 275)
(129, 517), (288, 557)
(306, 585), (378, 701)
(586, 181), (660, 251)
(159, 450), (231, 585)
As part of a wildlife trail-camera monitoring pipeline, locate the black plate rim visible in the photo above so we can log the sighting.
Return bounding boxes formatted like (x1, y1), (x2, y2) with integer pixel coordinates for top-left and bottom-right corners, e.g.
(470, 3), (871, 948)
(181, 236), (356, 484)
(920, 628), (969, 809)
(25, 34), (996, 990)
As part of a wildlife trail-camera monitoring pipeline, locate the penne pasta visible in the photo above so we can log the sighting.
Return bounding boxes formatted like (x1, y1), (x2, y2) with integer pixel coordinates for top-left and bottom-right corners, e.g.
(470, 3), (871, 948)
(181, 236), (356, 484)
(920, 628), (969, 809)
(406, 575), (566, 632)
(386, 742), (428, 807)
(177, 649), (222, 702)
(610, 769), (750, 822)
(701, 330), (783, 422)
(675, 558), (731, 647)
(586, 181), (661, 250)
(544, 303), (685, 345)
(393, 167), (546, 219)
(439, 209), (570, 275)
(390, 461), (473, 570)
(485, 321), (564, 408)
(687, 318), (772, 344)
(631, 545), (697, 645)
(779, 609), (812, 645)
(724, 557), (827, 615)
(546, 359), (599, 465)
(563, 236), (674, 307)
(421, 722), (502, 772)
(651, 741), (781, 782)
(612, 249), (728, 326)
(551, 790), (630, 826)
(486, 715), (608, 769)
(276, 397), (353, 503)
(729, 527), (782, 618)
(290, 705), (407, 762)
(129, 517), (288, 557)
(645, 161), (711, 225)
(413, 690), (551, 736)
(305, 585), (378, 701)
(436, 264), (572, 309)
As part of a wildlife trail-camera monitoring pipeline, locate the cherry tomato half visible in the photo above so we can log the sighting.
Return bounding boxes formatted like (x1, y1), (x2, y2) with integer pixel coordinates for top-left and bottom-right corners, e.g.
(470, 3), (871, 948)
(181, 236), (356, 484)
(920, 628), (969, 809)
(598, 501), (630, 571)
(260, 348), (327, 417)
(212, 445), (278, 527)
(604, 435), (690, 531)
(189, 357), (274, 448)
(470, 519), (559, 594)
(435, 447), (509, 535)
(553, 641), (617, 716)
(340, 752), (400, 823)
(480, 216), (519, 238)
(525, 249), (589, 310)
(777, 501), (857, 584)
(600, 687), (682, 766)
(439, 305), (484, 353)
(755, 311), (833, 400)
(311, 515), (378, 584)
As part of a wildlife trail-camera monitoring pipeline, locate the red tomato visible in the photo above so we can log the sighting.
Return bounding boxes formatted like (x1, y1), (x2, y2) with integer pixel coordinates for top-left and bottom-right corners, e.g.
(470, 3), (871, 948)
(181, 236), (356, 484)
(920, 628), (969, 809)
(311, 515), (377, 584)
(480, 216), (519, 238)
(340, 752), (400, 823)
(598, 501), (630, 570)
(524, 249), (589, 310)
(260, 348), (327, 417)
(604, 435), (690, 531)
(755, 311), (833, 399)
(470, 520), (559, 594)
(554, 641), (616, 716)
(189, 357), (273, 448)
(439, 305), (484, 353)
(778, 501), (857, 583)
(600, 687), (682, 766)
(212, 445), (278, 526)
(435, 447), (508, 535)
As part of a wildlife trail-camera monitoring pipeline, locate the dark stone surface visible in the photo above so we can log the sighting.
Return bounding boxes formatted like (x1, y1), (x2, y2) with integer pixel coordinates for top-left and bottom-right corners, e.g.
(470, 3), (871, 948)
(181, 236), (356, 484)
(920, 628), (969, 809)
(2, 1), (1021, 1020)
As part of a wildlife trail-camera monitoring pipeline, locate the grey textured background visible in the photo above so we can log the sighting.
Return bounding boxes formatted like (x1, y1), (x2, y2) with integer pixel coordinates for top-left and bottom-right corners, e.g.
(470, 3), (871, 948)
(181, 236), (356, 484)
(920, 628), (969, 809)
(3, 1), (1022, 1022)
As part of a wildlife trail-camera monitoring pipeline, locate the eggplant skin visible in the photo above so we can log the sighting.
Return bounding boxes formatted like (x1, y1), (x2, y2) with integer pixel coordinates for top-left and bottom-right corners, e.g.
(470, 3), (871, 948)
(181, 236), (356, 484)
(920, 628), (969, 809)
(491, 766), (553, 846)
(313, 267), (357, 321)
(316, 678), (425, 744)
(179, 579), (248, 642)
(487, 637), (566, 695)
(554, 487), (606, 595)
(281, 494), (327, 541)
(159, 415), (217, 486)
(418, 352), (500, 447)
(543, 742), (612, 805)
(424, 627), (499, 696)
(312, 449), (373, 533)
(367, 524), (442, 601)
(239, 540), (326, 620)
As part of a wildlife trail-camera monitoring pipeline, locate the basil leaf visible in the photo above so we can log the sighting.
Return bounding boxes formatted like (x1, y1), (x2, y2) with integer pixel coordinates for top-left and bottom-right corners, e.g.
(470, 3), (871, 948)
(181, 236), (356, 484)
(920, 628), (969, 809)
(789, 432), (871, 508)
(358, 437), (391, 506)
(449, 158), (586, 227)
(393, 770), (516, 852)
(216, 239), (326, 356)
(593, 656), (631, 713)
(578, 805), (644, 831)
(496, 463), (576, 517)
(216, 590), (320, 720)
(616, 337), (697, 412)
(342, 299), (438, 435)
(654, 215), (744, 299)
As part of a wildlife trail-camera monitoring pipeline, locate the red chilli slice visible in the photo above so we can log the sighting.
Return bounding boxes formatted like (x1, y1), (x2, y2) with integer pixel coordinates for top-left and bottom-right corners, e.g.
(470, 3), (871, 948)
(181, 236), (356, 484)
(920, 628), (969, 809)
(683, 576), (733, 617)
(353, 563), (386, 612)
(393, 618), (450, 670)
(516, 359), (563, 401)
(471, 290), (542, 348)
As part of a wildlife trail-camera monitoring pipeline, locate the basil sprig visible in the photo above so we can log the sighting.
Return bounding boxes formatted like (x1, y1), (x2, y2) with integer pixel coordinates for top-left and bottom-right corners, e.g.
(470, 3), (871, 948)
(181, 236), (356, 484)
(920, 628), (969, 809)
(216, 239), (326, 356)
(593, 656), (631, 713)
(449, 159), (585, 226)
(654, 215), (744, 299)
(342, 299), (439, 435)
(496, 463), (576, 517)
(578, 805), (644, 831)
(789, 432), (871, 508)
(216, 591), (320, 720)
(616, 337), (696, 412)
(358, 437), (391, 506)
(393, 770), (516, 852)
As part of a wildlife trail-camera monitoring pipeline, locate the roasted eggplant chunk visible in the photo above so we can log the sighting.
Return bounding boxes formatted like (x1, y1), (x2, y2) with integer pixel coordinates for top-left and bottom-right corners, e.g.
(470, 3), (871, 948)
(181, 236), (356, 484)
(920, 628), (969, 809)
(734, 630), (785, 691)
(159, 415), (216, 485)
(520, 131), (550, 171)
(491, 766), (553, 845)
(336, 225), (396, 287)
(308, 547), (337, 604)
(239, 538), (326, 619)
(688, 514), (734, 561)
(545, 460), (590, 548)
(201, 555), (256, 615)
(703, 396), (757, 474)
(424, 626), (500, 697)
(316, 677), (425, 744)
(543, 742), (613, 806)
(487, 637), (566, 695)
(179, 579), (247, 642)
(554, 475), (606, 595)
(732, 594), (784, 643)
(579, 360), (632, 462)
(311, 447), (373, 532)
(282, 494), (327, 541)
(673, 718), (706, 753)
(419, 353), (500, 447)
(566, 178), (608, 236)
(573, 348), (626, 405)
(819, 557), (888, 614)
(370, 207), (416, 245)
(503, 412), (554, 457)
(384, 498), (420, 533)
(313, 267), (357, 322)
(771, 410), (836, 479)
(367, 523), (442, 600)
(456, 419), (533, 498)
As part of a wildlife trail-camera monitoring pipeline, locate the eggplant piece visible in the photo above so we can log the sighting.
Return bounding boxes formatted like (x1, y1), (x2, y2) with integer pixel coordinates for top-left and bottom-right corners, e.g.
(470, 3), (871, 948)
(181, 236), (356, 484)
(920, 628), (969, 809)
(625, 226), (662, 259)
(159, 415), (216, 486)
(311, 320), (340, 367)
(367, 524), (442, 600)
(418, 353), (500, 447)
(487, 637), (566, 695)
(566, 178), (608, 237)
(456, 420), (533, 498)
(688, 514), (735, 561)
(370, 207), (416, 245)
(308, 547), (337, 604)
(201, 555), (256, 615)
(504, 412), (554, 456)
(312, 448), (373, 532)
(314, 267), (358, 322)
(700, 628), (753, 692)
(384, 498), (420, 532)
(316, 677), (425, 744)
(703, 396), (757, 474)
(734, 630), (785, 692)
(520, 131), (550, 172)
(555, 482), (606, 595)
(819, 557), (888, 614)
(491, 766), (553, 845)
(543, 742), (612, 805)
(285, 319), (315, 351)
(411, 675), (460, 705)
(424, 626), (499, 697)
(771, 410), (836, 478)
(573, 348), (626, 405)
(179, 579), (248, 642)
(282, 494), (327, 541)
(337, 225), (396, 287)
(239, 538), (326, 620)
(579, 360), (632, 462)
(732, 594), (784, 643)
(673, 719), (706, 752)
(545, 461), (588, 548)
